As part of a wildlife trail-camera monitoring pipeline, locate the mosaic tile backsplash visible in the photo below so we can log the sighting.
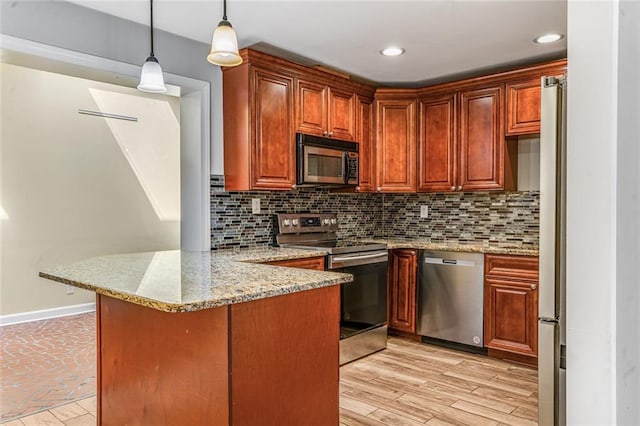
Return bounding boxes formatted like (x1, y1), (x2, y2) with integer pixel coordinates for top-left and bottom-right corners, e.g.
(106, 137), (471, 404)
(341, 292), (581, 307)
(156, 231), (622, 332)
(210, 175), (539, 250)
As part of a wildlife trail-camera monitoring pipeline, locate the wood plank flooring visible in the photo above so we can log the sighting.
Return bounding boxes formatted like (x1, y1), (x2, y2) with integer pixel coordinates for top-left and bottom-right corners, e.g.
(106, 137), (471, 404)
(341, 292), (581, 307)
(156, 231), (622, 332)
(3, 337), (537, 425)
(340, 337), (538, 426)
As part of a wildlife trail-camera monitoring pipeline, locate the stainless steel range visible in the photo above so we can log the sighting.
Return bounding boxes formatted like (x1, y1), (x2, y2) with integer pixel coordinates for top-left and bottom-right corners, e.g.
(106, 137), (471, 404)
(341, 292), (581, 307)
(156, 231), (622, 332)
(276, 213), (388, 365)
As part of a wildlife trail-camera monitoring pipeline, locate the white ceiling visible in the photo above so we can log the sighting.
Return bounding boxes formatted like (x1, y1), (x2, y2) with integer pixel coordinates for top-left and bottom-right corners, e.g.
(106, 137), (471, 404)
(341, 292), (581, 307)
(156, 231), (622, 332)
(69, 0), (567, 86)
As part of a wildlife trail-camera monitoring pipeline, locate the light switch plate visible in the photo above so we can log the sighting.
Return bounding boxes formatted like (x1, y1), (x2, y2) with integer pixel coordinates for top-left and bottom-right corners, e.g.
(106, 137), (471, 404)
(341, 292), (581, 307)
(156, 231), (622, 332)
(252, 198), (261, 215)
(420, 205), (429, 218)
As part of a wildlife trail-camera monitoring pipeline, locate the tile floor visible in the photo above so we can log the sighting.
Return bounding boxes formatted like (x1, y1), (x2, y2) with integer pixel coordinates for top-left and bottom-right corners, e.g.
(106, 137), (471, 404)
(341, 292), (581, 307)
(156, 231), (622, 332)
(0, 313), (96, 423)
(1, 314), (538, 425)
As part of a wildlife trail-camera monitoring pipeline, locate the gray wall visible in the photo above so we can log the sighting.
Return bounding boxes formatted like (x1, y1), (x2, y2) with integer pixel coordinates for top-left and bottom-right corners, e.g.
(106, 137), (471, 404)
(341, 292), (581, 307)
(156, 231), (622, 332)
(0, 0), (224, 174)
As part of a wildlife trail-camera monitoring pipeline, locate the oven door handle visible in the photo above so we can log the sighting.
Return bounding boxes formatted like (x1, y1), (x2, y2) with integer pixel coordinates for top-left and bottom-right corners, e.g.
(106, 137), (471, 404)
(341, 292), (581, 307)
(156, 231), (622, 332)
(331, 252), (388, 263)
(329, 251), (389, 269)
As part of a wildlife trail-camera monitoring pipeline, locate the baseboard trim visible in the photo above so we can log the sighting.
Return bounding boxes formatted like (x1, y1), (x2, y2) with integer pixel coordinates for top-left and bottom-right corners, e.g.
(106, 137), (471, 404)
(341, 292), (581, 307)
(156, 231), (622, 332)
(0, 303), (96, 326)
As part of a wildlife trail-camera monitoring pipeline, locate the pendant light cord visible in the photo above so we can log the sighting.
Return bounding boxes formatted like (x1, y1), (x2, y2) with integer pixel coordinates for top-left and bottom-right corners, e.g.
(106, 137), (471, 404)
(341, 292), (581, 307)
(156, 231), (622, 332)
(150, 0), (155, 57)
(222, 0), (227, 21)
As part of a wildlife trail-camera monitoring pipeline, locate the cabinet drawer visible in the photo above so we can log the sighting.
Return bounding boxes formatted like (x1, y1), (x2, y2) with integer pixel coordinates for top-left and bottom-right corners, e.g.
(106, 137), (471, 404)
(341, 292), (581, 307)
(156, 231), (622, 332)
(485, 254), (538, 280)
(266, 257), (325, 271)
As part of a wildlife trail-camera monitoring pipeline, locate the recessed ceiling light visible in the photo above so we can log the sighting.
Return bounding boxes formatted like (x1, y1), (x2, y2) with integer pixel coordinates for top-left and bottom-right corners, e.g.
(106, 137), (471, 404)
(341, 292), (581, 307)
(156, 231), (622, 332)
(380, 47), (405, 57)
(534, 33), (565, 44)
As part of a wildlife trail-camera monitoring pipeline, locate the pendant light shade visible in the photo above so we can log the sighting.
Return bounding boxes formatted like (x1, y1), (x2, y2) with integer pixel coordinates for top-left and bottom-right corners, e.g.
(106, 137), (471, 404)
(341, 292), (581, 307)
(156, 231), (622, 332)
(138, 0), (167, 93)
(207, 0), (242, 67)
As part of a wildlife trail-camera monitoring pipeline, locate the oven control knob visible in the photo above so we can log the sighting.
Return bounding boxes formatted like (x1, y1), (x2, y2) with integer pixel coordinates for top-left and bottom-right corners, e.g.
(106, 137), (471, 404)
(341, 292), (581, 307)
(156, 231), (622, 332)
(292, 219), (299, 226)
(330, 218), (337, 225)
(283, 219), (291, 226)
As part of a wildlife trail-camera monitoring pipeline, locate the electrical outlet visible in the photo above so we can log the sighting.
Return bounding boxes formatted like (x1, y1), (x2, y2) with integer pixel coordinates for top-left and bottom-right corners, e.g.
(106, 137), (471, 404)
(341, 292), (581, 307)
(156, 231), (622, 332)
(252, 198), (261, 215)
(66, 285), (75, 295)
(420, 205), (429, 218)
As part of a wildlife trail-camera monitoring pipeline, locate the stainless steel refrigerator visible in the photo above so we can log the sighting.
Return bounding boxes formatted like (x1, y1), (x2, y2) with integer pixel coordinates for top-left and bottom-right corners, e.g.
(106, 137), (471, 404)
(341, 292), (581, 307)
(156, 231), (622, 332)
(538, 75), (567, 425)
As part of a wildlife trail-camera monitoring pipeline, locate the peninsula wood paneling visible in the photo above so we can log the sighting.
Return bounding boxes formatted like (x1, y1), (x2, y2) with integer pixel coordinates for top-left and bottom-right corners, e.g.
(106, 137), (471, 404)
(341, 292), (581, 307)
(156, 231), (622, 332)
(97, 295), (229, 426)
(230, 285), (340, 425)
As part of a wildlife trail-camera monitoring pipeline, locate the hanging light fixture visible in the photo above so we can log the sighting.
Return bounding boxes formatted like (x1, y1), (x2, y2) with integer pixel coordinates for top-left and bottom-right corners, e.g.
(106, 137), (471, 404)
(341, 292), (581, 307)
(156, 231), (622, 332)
(207, 0), (242, 67)
(138, 0), (167, 93)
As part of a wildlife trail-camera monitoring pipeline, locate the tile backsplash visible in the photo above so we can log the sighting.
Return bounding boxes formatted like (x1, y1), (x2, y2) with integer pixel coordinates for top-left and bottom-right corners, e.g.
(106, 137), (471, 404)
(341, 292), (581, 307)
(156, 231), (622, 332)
(210, 175), (539, 250)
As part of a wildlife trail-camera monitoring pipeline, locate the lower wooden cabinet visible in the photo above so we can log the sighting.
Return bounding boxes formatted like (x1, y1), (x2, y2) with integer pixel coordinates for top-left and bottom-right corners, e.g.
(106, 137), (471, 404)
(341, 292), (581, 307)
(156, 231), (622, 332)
(265, 256), (325, 270)
(484, 254), (539, 366)
(387, 249), (418, 333)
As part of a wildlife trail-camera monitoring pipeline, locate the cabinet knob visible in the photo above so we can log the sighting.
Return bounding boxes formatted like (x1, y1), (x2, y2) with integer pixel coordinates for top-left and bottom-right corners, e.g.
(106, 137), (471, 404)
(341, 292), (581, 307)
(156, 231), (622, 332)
(355, 186), (361, 191)
(531, 284), (537, 290)
(457, 185), (463, 191)
(450, 186), (456, 191)
(377, 187), (382, 192)
(322, 130), (328, 136)
(328, 131), (334, 137)
(291, 184), (297, 189)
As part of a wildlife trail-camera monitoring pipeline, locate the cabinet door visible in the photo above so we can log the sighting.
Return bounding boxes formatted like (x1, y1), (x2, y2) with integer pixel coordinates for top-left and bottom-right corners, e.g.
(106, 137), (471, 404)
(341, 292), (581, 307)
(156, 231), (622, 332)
(266, 257), (325, 271)
(388, 249), (417, 333)
(295, 79), (327, 137)
(327, 87), (355, 141)
(356, 98), (375, 192)
(252, 69), (295, 190)
(459, 85), (505, 191)
(417, 93), (457, 192)
(484, 277), (538, 359)
(506, 79), (541, 136)
(376, 99), (417, 192)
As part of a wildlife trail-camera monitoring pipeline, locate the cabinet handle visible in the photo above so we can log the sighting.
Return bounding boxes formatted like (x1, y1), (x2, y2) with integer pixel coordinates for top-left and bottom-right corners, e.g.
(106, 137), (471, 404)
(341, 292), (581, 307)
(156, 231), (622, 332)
(531, 284), (537, 290)
(450, 186), (456, 191)
(322, 130), (328, 136)
(328, 131), (334, 137)
(291, 184), (297, 189)
(355, 186), (361, 191)
(457, 185), (463, 191)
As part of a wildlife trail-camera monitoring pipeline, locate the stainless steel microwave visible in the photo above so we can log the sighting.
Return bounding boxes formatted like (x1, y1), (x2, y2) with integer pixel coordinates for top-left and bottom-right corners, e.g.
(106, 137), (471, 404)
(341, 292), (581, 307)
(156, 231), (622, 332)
(296, 133), (359, 186)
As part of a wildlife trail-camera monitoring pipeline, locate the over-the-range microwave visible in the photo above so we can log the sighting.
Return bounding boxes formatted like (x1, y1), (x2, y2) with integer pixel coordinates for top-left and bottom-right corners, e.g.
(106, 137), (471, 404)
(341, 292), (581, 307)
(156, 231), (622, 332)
(296, 133), (359, 187)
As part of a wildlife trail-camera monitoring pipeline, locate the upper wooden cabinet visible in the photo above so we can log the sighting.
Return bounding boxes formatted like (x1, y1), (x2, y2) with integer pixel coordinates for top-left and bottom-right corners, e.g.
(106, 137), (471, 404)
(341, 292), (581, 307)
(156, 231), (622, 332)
(505, 63), (566, 136)
(375, 99), (417, 192)
(223, 64), (295, 191)
(222, 49), (375, 191)
(295, 79), (356, 141)
(506, 79), (542, 136)
(417, 93), (457, 192)
(417, 86), (514, 193)
(459, 85), (507, 191)
(356, 97), (375, 192)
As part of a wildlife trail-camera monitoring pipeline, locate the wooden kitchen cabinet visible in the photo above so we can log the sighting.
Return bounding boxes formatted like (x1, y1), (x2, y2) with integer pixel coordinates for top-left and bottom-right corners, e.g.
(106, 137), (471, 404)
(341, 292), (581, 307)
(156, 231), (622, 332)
(223, 62), (295, 191)
(265, 256), (325, 270)
(356, 96), (375, 192)
(459, 85), (509, 191)
(375, 99), (417, 192)
(506, 79), (543, 136)
(417, 93), (457, 192)
(388, 249), (418, 333)
(484, 254), (539, 366)
(295, 78), (356, 141)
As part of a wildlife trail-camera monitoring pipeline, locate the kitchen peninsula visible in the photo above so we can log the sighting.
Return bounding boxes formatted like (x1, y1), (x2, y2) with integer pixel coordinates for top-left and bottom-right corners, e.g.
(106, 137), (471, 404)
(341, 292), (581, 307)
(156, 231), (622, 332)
(39, 248), (352, 426)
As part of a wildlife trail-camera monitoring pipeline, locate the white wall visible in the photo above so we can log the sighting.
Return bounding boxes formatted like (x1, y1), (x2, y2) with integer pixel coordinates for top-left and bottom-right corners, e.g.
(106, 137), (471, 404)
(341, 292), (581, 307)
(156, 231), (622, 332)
(567, 0), (639, 424)
(0, 63), (180, 315)
(0, 0), (224, 179)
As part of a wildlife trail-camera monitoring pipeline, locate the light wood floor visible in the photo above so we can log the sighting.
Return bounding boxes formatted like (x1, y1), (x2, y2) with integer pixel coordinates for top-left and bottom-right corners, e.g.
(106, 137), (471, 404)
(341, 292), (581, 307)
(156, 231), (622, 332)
(3, 337), (538, 426)
(340, 337), (538, 426)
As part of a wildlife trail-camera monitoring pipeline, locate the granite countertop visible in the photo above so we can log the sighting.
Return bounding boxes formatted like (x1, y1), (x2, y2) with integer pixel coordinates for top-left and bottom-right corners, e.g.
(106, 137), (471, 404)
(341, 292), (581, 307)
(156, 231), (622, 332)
(367, 239), (539, 256)
(39, 248), (351, 313)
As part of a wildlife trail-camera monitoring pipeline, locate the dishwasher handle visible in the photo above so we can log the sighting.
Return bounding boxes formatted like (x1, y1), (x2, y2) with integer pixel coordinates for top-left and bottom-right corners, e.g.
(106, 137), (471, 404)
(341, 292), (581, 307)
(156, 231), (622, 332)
(424, 257), (476, 267)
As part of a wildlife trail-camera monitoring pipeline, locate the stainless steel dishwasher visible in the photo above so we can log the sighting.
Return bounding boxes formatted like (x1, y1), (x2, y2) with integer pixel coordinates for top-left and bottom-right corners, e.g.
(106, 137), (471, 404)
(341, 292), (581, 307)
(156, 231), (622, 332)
(417, 250), (484, 348)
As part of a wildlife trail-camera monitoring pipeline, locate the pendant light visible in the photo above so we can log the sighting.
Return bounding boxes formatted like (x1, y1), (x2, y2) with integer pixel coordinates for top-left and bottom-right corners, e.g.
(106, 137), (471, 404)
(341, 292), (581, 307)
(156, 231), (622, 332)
(138, 0), (167, 93)
(207, 0), (242, 67)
